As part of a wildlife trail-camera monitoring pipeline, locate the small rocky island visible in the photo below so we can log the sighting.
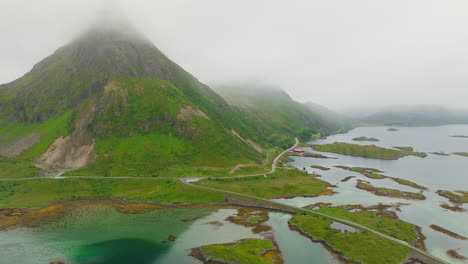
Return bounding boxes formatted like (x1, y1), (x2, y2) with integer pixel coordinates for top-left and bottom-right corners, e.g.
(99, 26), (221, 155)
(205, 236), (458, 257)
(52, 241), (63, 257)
(352, 136), (379, 142)
(190, 238), (282, 264)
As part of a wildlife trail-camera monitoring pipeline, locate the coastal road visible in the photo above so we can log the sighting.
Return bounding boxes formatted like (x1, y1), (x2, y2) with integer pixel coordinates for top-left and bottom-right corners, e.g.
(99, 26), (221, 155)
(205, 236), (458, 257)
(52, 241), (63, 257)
(179, 178), (449, 264)
(0, 138), (299, 182)
(199, 137), (299, 180)
(0, 137), (448, 263)
(0, 176), (178, 181)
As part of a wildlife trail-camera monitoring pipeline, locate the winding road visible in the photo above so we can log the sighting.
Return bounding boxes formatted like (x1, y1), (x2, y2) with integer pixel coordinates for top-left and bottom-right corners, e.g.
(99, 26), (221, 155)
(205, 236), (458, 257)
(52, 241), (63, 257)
(0, 137), (448, 263)
(179, 178), (448, 264)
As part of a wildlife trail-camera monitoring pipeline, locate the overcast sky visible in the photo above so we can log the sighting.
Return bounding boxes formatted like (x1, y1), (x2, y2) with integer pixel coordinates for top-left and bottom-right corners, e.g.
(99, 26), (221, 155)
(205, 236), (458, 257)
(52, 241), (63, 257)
(1, 0), (467, 111)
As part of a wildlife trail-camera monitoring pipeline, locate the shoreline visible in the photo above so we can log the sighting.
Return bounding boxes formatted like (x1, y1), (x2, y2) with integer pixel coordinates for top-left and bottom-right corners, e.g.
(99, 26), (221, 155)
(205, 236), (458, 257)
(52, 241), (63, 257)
(190, 208), (284, 264)
(0, 198), (234, 231)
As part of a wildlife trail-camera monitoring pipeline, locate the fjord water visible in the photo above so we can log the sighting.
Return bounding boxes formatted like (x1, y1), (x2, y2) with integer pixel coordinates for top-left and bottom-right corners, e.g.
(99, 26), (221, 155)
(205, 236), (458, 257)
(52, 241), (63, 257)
(280, 125), (468, 264)
(0, 203), (338, 264)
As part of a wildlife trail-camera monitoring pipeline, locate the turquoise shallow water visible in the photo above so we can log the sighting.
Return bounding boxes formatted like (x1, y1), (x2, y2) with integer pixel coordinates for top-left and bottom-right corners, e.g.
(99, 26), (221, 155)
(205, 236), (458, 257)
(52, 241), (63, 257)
(281, 125), (468, 264)
(2, 125), (466, 264)
(0, 203), (338, 264)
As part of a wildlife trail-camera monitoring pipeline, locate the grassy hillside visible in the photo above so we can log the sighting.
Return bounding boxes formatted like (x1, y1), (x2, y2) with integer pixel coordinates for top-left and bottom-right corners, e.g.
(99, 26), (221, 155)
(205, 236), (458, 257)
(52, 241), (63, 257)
(213, 84), (353, 147)
(66, 78), (262, 177)
(0, 111), (74, 178)
(0, 23), (275, 178)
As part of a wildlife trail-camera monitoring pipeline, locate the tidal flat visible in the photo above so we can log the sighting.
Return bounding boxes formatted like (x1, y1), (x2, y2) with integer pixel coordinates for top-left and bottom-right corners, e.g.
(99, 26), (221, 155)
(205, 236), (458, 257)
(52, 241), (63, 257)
(282, 125), (468, 263)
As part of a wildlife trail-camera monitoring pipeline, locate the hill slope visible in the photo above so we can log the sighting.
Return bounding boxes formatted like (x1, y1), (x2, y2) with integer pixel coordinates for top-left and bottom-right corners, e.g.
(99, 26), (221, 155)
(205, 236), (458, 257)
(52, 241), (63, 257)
(213, 83), (353, 147)
(0, 23), (266, 178)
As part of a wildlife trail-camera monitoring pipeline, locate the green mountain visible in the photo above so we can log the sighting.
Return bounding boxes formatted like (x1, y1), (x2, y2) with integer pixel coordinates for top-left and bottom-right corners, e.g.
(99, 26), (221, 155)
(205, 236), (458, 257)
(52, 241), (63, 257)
(359, 105), (468, 126)
(213, 83), (353, 147)
(0, 22), (268, 178)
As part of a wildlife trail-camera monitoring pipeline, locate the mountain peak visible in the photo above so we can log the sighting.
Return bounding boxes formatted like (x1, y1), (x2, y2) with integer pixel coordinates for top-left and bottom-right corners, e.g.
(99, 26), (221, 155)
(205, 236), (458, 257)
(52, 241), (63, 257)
(79, 8), (145, 42)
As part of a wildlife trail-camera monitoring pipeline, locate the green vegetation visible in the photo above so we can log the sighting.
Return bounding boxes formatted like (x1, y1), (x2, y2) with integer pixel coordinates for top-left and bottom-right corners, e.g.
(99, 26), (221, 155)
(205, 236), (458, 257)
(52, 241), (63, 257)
(450, 135), (468, 138)
(312, 206), (418, 244)
(195, 168), (329, 198)
(194, 239), (277, 264)
(0, 23), (351, 179)
(62, 77), (264, 177)
(213, 84), (353, 147)
(335, 166), (427, 190)
(313, 142), (427, 160)
(387, 128), (399, 131)
(279, 156), (294, 162)
(290, 213), (410, 264)
(352, 136), (379, 142)
(392, 178), (427, 190)
(248, 216), (262, 224)
(365, 173), (386, 179)
(429, 224), (467, 240)
(0, 111), (74, 178)
(429, 152), (450, 156)
(311, 165), (330, 171)
(0, 178), (226, 208)
(437, 190), (468, 203)
(288, 151), (335, 159)
(334, 166), (386, 179)
(394, 146), (414, 151)
(357, 181), (425, 200)
(453, 152), (468, 157)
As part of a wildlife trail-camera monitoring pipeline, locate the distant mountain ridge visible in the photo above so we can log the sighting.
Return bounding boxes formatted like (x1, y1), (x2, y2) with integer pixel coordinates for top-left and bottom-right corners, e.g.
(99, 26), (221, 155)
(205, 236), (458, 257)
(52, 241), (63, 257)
(358, 105), (468, 126)
(213, 83), (353, 147)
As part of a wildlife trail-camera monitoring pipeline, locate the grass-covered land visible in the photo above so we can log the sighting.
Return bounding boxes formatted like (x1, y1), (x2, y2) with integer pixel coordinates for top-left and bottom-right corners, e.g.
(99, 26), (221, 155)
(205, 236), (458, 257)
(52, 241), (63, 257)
(393, 146), (414, 151)
(63, 78), (264, 178)
(352, 137), (379, 142)
(334, 166), (386, 179)
(452, 152), (468, 157)
(286, 151), (335, 159)
(311, 206), (419, 244)
(312, 142), (427, 160)
(0, 111), (74, 178)
(335, 166), (427, 190)
(429, 152), (450, 156)
(195, 168), (329, 198)
(436, 190), (468, 203)
(290, 212), (410, 264)
(0, 178), (226, 208)
(191, 239), (278, 264)
(311, 165), (330, 171)
(392, 178), (427, 190)
(429, 224), (467, 240)
(356, 181), (425, 200)
(213, 84), (353, 148)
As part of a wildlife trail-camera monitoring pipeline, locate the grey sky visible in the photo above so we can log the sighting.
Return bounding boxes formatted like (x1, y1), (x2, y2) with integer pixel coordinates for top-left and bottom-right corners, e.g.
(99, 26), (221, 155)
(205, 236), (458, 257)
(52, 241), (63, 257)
(1, 0), (467, 111)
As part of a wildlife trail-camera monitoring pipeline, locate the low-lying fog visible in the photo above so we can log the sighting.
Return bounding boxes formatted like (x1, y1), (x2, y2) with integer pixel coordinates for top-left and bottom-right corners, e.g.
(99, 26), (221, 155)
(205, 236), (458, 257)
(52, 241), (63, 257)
(1, 0), (467, 112)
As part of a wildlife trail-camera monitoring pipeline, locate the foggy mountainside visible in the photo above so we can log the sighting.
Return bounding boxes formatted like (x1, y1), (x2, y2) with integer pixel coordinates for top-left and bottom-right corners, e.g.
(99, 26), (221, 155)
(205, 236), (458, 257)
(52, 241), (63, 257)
(0, 20), (347, 178)
(358, 105), (468, 126)
(214, 83), (353, 147)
